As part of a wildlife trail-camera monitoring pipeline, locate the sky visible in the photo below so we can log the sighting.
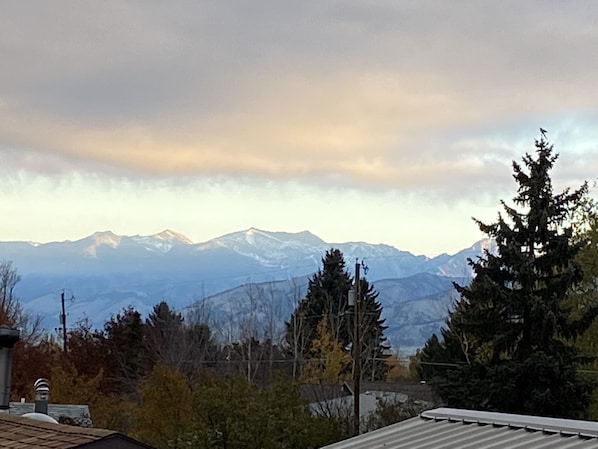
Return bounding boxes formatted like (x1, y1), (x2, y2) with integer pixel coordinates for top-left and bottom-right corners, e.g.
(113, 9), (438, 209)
(1, 1), (598, 257)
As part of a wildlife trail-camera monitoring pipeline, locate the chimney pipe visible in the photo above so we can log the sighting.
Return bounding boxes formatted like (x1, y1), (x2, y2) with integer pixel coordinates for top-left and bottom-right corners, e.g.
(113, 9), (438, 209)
(34, 378), (50, 414)
(0, 326), (20, 412)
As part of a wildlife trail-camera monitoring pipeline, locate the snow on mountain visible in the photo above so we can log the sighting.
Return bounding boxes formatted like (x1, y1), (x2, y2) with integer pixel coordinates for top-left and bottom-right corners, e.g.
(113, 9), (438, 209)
(131, 229), (193, 253)
(90, 230), (121, 247)
(200, 228), (435, 280)
(83, 231), (122, 257)
(200, 227), (327, 269)
(0, 228), (490, 350)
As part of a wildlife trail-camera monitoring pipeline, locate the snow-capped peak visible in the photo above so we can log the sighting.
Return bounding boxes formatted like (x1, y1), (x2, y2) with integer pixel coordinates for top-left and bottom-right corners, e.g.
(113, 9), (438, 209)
(476, 238), (497, 254)
(90, 231), (121, 248)
(80, 231), (122, 258)
(151, 229), (193, 244)
(131, 230), (193, 254)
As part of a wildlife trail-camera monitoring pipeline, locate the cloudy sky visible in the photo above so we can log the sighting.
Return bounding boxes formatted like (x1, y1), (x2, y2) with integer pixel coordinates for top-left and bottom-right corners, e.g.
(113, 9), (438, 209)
(1, 1), (597, 256)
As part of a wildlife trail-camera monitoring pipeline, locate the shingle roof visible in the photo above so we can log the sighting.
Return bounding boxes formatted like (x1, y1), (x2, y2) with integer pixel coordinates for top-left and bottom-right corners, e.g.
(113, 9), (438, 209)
(0, 413), (153, 448)
(323, 407), (598, 448)
(0, 413), (113, 448)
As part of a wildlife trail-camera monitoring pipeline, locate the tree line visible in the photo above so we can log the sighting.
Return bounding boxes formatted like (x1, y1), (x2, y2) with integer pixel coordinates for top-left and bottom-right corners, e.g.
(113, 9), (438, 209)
(0, 246), (397, 447)
(7, 130), (598, 442)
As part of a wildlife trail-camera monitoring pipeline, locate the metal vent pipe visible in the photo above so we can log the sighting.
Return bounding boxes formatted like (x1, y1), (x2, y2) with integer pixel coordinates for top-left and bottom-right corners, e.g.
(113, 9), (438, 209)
(0, 327), (20, 411)
(34, 378), (50, 414)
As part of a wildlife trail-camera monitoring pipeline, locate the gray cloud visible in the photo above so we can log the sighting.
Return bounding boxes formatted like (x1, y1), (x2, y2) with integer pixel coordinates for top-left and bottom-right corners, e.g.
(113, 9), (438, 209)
(1, 0), (597, 200)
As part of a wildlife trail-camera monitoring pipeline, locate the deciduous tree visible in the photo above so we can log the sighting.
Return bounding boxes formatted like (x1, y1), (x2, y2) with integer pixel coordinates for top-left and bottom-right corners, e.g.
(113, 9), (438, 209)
(190, 374), (341, 449)
(0, 261), (43, 343)
(132, 364), (193, 449)
(66, 319), (107, 388)
(301, 314), (350, 383)
(11, 337), (60, 401)
(568, 212), (598, 418)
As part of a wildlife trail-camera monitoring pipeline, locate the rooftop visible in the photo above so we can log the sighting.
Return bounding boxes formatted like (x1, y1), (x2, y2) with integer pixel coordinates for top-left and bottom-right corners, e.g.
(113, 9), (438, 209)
(9, 402), (92, 427)
(323, 407), (598, 448)
(0, 412), (153, 449)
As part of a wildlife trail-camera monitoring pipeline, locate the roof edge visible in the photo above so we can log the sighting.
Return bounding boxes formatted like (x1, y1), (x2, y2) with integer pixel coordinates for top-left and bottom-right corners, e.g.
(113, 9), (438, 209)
(0, 412), (115, 437)
(75, 433), (156, 449)
(421, 408), (598, 437)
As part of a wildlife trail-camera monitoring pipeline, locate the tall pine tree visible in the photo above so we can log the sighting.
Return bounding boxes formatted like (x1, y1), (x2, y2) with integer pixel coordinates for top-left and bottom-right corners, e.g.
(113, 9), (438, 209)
(286, 249), (389, 381)
(420, 133), (597, 418)
(102, 306), (148, 395)
(358, 278), (390, 381)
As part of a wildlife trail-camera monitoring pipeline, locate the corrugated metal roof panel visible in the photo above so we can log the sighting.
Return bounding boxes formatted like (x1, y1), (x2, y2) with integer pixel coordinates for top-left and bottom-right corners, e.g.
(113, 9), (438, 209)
(423, 408), (598, 437)
(323, 408), (598, 449)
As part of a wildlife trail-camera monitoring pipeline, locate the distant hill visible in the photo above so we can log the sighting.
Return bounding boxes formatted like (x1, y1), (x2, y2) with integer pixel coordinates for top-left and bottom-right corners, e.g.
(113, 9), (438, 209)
(1, 228), (492, 350)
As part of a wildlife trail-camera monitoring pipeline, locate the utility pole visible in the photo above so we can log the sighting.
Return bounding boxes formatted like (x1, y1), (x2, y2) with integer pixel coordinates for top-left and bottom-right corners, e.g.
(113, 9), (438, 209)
(60, 290), (67, 353)
(352, 261), (361, 436)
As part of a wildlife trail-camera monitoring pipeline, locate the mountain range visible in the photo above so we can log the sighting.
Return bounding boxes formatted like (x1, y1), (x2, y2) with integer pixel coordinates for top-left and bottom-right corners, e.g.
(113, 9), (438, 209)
(3, 228), (494, 352)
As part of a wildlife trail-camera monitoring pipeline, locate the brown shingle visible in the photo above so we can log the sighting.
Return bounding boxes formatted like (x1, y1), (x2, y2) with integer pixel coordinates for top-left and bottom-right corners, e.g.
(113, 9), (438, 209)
(0, 413), (152, 449)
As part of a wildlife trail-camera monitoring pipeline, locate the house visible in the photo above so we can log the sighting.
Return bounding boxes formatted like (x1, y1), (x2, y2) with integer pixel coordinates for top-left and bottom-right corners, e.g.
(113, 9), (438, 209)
(305, 381), (434, 430)
(9, 402), (92, 426)
(310, 390), (410, 420)
(322, 407), (598, 448)
(0, 412), (154, 449)
(301, 381), (434, 404)
(0, 327), (153, 448)
(6, 376), (93, 426)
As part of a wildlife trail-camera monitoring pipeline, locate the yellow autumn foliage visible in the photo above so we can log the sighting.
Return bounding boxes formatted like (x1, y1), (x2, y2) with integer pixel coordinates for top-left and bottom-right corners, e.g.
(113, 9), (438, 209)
(302, 314), (351, 383)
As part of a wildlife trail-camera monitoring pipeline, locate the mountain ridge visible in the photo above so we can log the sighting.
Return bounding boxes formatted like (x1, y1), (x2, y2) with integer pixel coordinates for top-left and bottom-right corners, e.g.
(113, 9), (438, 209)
(9, 227), (442, 257)
(0, 228), (491, 351)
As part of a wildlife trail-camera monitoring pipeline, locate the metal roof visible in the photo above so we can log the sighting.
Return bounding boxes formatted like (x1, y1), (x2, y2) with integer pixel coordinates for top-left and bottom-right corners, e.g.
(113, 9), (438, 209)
(323, 407), (598, 448)
(310, 391), (410, 420)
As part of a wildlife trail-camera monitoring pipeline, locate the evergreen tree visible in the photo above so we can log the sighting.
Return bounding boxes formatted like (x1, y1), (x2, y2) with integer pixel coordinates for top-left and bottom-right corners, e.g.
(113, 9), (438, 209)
(145, 301), (217, 380)
(102, 306), (147, 395)
(145, 301), (184, 369)
(358, 278), (390, 381)
(286, 248), (389, 381)
(420, 134), (597, 418)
